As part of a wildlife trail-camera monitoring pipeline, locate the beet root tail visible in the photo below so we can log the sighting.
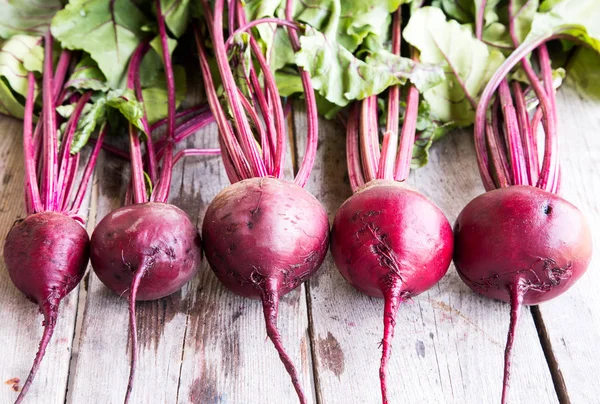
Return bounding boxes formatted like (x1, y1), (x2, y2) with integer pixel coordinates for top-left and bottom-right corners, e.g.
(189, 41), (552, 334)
(501, 277), (526, 404)
(15, 302), (58, 404)
(380, 284), (403, 404)
(261, 279), (307, 404)
(124, 266), (147, 404)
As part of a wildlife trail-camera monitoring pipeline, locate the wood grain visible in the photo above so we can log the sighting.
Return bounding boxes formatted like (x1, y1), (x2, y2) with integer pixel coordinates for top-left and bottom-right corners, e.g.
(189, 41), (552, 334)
(0, 116), (90, 404)
(534, 85), (600, 403)
(293, 102), (559, 404)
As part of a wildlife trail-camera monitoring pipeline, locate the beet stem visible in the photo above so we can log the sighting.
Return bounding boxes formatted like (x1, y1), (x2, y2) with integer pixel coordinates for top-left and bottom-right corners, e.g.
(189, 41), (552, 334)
(498, 80), (527, 185)
(42, 31), (57, 211)
(346, 104), (365, 192)
(124, 265), (147, 404)
(475, 0), (487, 40)
(380, 285), (403, 404)
(394, 84), (419, 182)
(151, 0), (177, 203)
(14, 304), (57, 404)
(261, 280), (307, 404)
(501, 277), (525, 404)
(359, 96), (379, 182)
(23, 72), (42, 214)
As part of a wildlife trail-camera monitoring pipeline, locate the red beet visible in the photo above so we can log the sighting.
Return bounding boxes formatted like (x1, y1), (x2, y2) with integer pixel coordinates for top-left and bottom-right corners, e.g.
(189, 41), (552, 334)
(453, 185), (592, 402)
(330, 180), (454, 401)
(202, 177), (329, 402)
(4, 212), (89, 402)
(91, 203), (202, 301)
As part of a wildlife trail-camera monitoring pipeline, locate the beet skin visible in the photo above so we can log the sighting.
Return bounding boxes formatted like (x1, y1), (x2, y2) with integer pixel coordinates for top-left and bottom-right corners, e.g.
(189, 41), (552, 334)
(454, 185), (592, 305)
(90, 202), (202, 301)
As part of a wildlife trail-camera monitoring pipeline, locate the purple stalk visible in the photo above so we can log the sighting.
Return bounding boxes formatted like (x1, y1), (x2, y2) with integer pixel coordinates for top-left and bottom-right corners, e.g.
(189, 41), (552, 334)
(394, 85), (419, 182)
(346, 104), (365, 192)
(218, 134), (241, 183)
(224, 18), (299, 49)
(476, 0), (487, 40)
(202, 0), (267, 178)
(60, 153), (80, 212)
(285, 0), (319, 187)
(511, 82), (536, 185)
(128, 124), (146, 204)
(359, 96), (379, 182)
(52, 50), (72, 100)
(378, 10), (401, 181)
(237, 87), (272, 173)
(173, 148), (221, 166)
(56, 92), (92, 205)
(23, 72), (42, 214)
(70, 123), (105, 214)
(155, 111), (217, 160)
(149, 105), (209, 133)
(498, 80), (527, 185)
(151, 0), (177, 203)
(42, 31), (57, 211)
(473, 34), (566, 192)
(131, 41), (157, 183)
(194, 25), (252, 181)
(490, 99), (512, 185)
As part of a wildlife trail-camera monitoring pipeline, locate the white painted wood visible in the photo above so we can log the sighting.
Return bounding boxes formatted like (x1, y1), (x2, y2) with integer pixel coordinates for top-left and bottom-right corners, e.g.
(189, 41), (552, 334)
(293, 103), (559, 404)
(0, 116), (89, 404)
(535, 85), (600, 403)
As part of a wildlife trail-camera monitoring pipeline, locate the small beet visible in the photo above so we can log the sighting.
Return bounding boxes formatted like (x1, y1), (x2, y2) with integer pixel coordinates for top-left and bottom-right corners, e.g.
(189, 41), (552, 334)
(4, 211), (89, 403)
(91, 202), (202, 301)
(90, 202), (202, 402)
(202, 177), (330, 403)
(330, 180), (454, 402)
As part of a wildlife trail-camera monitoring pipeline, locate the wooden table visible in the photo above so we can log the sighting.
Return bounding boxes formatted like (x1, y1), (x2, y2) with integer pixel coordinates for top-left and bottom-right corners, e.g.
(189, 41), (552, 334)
(0, 83), (598, 404)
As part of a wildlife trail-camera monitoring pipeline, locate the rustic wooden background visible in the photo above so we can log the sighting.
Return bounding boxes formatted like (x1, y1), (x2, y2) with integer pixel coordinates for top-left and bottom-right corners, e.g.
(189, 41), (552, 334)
(0, 82), (598, 403)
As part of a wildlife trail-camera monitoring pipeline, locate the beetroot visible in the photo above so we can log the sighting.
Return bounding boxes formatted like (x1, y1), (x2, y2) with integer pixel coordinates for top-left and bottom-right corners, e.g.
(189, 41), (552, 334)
(2, 31), (105, 403)
(91, 203), (202, 301)
(454, 186), (591, 305)
(455, 16), (594, 402)
(330, 10), (453, 403)
(88, 4), (207, 401)
(4, 212), (89, 401)
(195, 1), (327, 401)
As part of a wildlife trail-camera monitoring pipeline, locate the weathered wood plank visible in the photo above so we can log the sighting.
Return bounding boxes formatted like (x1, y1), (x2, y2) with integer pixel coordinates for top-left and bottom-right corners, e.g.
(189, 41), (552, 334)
(176, 116), (317, 404)
(0, 116), (86, 404)
(534, 85), (600, 403)
(293, 103), (559, 404)
(67, 136), (197, 403)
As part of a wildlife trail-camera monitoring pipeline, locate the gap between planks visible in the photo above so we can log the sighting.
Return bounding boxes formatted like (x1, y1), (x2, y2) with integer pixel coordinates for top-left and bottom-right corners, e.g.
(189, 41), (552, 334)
(288, 102), (323, 404)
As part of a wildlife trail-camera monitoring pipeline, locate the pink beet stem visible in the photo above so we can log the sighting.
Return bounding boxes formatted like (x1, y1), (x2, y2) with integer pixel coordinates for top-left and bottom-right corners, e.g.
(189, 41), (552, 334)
(224, 18), (299, 49)
(194, 25), (252, 181)
(154, 109), (215, 160)
(475, 0), (487, 40)
(70, 124), (107, 214)
(52, 50), (72, 100)
(359, 96), (379, 182)
(261, 279), (307, 404)
(378, 9), (401, 182)
(42, 31), (57, 211)
(14, 304), (58, 404)
(173, 148), (221, 166)
(149, 105), (209, 133)
(501, 277), (525, 404)
(346, 104), (365, 192)
(511, 82), (536, 185)
(60, 153), (80, 212)
(380, 286), (403, 404)
(394, 84), (419, 182)
(284, 0), (319, 187)
(124, 264), (147, 404)
(56, 92), (92, 204)
(498, 80), (527, 185)
(204, 0), (267, 178)
(23, 72), (42, 214)
(151, 0), (177, 203)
